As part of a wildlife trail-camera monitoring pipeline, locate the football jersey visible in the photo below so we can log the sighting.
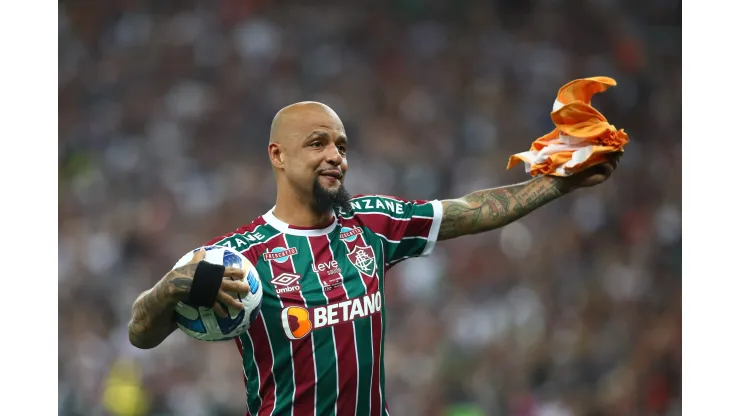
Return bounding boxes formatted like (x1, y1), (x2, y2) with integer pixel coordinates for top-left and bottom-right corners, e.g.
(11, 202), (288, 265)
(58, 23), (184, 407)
(205, 194), (443, 416)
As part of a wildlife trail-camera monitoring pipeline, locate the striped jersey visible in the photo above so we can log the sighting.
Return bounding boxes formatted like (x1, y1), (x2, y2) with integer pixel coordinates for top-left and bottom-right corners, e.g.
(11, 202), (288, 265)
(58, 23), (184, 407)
(205, 194), (443, 416)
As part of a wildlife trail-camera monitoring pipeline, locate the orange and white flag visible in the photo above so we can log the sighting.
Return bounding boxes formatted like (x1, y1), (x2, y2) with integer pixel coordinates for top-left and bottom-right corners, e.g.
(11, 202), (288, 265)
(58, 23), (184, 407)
(507, 76), (629, 177)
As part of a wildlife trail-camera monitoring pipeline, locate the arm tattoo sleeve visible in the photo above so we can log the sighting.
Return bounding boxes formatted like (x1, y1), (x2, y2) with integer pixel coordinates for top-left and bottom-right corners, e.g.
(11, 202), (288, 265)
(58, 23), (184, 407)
(438, 175), (567, 241)
(127, 263), (197, 349)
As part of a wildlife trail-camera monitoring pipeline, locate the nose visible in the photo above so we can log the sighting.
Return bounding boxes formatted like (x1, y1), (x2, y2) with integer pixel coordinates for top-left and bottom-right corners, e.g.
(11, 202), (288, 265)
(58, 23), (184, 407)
(325, 145), (343, 166)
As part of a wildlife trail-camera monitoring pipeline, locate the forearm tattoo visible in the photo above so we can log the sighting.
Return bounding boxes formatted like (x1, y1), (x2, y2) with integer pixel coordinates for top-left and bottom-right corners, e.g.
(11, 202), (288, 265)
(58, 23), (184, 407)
(127, 264), (197, 348)
(439, 176), (566, 241)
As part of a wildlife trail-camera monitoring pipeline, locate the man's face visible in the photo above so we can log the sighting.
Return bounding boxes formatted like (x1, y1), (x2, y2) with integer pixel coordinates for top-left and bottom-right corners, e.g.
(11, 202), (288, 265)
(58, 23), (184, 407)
(277, 106), (352, 213)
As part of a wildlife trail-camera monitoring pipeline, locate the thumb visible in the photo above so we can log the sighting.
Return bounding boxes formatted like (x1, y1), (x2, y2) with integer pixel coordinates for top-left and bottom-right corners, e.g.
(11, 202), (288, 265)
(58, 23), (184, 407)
(189, 247), (206, 264)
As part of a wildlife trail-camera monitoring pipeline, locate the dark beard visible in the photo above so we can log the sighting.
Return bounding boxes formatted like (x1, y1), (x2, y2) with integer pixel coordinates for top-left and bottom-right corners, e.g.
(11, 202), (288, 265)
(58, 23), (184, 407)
(311, 177), (352, 215)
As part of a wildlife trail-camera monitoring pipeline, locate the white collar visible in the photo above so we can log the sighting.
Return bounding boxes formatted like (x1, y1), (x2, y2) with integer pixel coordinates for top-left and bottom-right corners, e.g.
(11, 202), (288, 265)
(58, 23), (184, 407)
(262, 207), (338, 237)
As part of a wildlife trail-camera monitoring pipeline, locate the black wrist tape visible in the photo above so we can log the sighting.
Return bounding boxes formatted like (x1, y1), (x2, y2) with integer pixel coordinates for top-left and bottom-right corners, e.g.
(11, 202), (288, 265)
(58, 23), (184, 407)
(186, 261), (225, 307)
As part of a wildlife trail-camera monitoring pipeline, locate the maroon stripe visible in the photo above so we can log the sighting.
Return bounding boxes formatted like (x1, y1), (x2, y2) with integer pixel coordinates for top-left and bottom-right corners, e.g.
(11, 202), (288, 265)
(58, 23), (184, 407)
(289, 340), (316, 416)
(369, 312), (383, 416)
(248, 315), (275, 416)
(266, 235), (315, 416)
(337, 229), (383, 416)
(354, 232), (383, 416)
(312, 235), (358, 416)
(347, 211), (432, 245)
(347, 212), (397, 238)
(403, 216), (433, 239)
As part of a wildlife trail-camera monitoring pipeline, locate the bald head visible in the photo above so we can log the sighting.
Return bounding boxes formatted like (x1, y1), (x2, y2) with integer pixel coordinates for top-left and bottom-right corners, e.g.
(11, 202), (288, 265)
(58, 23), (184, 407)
(269, 101), (344, 144)
(267, 101), (352, 216)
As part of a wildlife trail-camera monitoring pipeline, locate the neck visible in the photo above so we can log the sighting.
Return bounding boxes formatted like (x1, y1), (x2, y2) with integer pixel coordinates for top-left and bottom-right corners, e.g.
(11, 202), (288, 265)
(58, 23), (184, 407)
(273, 188), (334, 229)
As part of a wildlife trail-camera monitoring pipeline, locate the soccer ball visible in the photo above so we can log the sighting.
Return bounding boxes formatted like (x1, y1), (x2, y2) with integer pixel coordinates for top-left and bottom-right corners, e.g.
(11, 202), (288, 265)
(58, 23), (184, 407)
(171, 245), (263, 342)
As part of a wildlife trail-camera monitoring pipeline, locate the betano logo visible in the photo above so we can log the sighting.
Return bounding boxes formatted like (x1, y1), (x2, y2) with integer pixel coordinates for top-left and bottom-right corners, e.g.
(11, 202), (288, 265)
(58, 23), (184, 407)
(281, 292), (382, 340)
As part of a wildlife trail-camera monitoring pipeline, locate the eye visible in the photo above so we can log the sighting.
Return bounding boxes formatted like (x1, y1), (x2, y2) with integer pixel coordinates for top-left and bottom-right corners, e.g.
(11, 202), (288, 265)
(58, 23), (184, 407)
(337, 145), (347, 154)
(309, 141), (322, 148)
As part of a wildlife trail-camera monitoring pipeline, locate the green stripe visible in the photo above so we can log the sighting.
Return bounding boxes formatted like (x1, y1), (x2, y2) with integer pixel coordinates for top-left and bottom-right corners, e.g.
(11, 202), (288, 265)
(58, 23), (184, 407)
(288, 235), (337, 416)
(329, 235), (374, 416)
(263, 315), (295, 414)
(386, 238), (428, 262)
(211, 224), (283, 251)
(240, 333), (261, 415)
(258, 235), (296, 415)
(378, 246), (388, 415)
(406, 200), (435, 217)
(345, 195), (435, 219)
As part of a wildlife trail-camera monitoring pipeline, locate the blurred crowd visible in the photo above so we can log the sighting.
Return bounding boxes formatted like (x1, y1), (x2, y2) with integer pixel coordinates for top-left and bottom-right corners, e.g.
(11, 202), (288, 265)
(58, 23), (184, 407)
(58, 0), (681, 415)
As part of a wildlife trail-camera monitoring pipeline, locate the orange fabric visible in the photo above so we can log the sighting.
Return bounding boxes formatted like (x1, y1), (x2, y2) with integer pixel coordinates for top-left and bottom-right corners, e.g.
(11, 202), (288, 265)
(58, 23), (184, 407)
(507, 76), (629, 177)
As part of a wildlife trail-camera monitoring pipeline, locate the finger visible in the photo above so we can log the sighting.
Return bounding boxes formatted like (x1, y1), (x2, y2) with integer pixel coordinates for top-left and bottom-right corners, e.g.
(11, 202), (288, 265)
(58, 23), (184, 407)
(217, 290), (244, 310)
(212, 302), (228, 318)
(224, 267), (246, 279)
(189, 248), (206, 264)
(611, 152), (623, 164)
(221, 279), (252, 295)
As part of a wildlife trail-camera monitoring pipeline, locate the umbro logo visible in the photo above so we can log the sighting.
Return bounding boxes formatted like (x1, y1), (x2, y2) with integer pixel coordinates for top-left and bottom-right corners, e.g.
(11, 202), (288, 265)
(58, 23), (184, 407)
(271, 273), (302, 295)
(271, 273), (301, 287)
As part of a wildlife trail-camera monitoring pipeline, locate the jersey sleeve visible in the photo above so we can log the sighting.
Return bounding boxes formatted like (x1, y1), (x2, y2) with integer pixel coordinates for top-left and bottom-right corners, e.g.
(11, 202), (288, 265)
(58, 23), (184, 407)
(347, 195), (443, 267)
(203, 224), (268, 266)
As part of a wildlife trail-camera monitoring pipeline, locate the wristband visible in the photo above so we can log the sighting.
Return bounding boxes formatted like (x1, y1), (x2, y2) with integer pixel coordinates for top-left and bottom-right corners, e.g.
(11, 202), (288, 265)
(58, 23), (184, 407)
(186, 261), (224, 307)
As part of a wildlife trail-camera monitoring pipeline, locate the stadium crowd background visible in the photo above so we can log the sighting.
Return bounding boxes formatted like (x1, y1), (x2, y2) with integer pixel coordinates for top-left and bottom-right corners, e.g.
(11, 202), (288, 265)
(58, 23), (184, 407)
(58, 1), (681, 415)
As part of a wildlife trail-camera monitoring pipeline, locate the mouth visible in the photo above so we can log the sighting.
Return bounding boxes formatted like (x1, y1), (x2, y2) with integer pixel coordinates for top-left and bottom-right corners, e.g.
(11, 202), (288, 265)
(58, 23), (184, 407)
(319, 170), (343, 180)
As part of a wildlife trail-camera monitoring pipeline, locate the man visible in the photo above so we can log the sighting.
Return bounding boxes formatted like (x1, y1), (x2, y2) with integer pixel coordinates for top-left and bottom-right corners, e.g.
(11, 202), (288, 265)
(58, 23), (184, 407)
(128, 101), (620, 416)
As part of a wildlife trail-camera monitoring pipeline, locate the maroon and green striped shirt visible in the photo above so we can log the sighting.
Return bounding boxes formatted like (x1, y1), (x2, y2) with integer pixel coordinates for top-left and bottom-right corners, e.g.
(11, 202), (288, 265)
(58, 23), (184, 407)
(205, 194), (443, 416)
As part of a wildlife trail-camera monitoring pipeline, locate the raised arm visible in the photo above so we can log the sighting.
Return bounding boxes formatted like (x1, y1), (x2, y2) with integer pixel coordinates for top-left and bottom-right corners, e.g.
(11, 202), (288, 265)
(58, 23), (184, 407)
(438, 176), (566, 240)
(438, 154), (621, 241)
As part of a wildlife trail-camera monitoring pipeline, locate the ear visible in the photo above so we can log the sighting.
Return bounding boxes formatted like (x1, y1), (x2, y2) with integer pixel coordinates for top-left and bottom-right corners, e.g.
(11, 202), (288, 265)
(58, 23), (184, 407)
(268, 142), (285, 169)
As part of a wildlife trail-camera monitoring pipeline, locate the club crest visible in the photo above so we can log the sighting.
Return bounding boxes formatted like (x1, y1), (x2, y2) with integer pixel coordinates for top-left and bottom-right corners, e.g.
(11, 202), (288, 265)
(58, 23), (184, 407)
(346, 245), (376, 276)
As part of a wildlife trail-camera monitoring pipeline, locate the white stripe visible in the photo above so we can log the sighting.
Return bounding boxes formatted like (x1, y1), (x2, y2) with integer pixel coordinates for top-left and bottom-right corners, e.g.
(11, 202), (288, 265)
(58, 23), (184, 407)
(283, 236), (314, 416)
(387, 255), (411, 267)
(421, 200), (443, 257)
(373, 232), (428, 244)
(342, 210), (410, 221)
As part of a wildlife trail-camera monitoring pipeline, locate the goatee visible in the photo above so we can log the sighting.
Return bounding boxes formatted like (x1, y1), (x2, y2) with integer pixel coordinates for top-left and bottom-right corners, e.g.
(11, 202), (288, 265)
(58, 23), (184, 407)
(311, 178), (352, 215)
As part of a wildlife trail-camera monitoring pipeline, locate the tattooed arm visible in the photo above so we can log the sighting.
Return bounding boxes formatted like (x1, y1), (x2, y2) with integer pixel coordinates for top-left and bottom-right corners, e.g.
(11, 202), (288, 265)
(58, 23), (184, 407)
(438, 175), (569, 241)
(128, 248), (250, 349)
(437, 153), (622, 241)
(127, 265), (195, 349)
